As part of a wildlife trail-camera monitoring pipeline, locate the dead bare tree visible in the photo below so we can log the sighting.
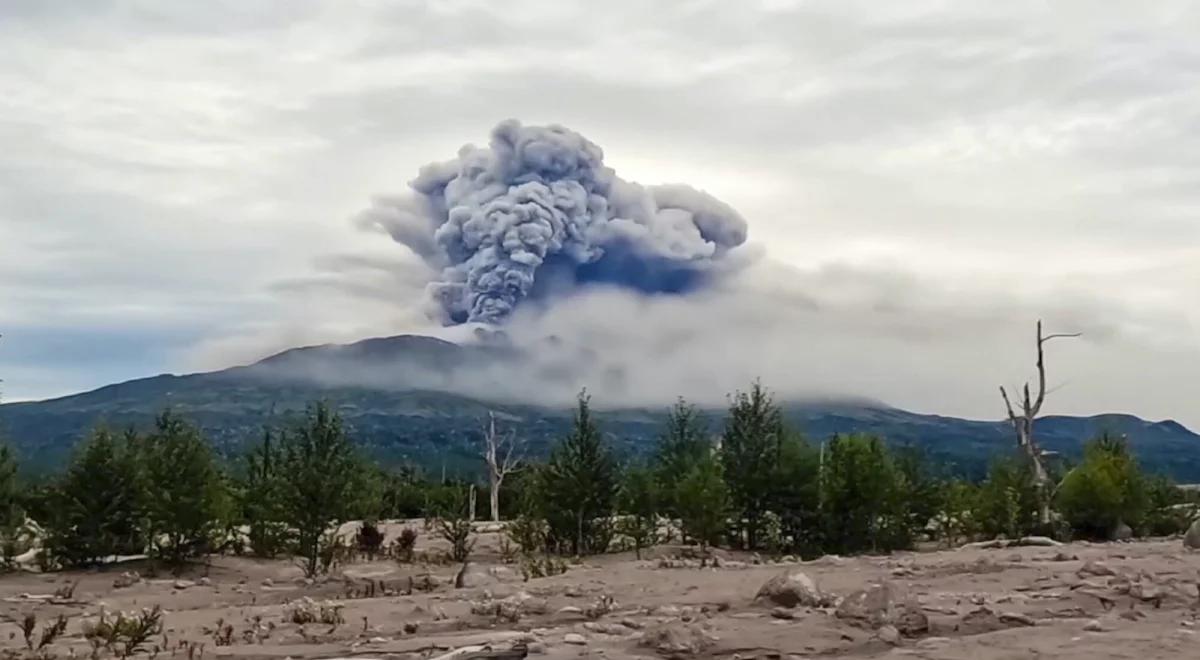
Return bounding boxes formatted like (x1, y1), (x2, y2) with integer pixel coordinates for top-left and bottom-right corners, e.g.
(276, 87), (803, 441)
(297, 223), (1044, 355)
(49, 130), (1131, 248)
(999, 320), (1080, 526)
(481, 412), (524, 522)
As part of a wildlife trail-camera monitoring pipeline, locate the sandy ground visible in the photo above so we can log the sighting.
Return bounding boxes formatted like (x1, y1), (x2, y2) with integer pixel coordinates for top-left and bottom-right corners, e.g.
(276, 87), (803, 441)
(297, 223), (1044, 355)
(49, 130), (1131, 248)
(3, 524), (1199, 660)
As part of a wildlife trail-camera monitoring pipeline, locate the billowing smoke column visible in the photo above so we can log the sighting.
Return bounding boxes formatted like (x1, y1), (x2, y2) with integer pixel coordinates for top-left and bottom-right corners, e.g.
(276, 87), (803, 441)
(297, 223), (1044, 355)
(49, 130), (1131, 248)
(358, 120), (749, 324)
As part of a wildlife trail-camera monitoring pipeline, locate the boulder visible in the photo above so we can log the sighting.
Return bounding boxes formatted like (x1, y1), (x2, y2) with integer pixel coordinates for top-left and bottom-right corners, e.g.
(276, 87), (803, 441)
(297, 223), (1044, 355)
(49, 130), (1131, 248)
(1112, 522), (1134, 542)
(835, 580), (928, 636)
(638, 624), (714, 656)
(754, 570), (824, 608)
(112, 571), (140, 589)
(1184, 520), (1200, 550)
(1077, 560), (1116, 578)
(562, 633), (587, 645)
(455, 562), (497, 589)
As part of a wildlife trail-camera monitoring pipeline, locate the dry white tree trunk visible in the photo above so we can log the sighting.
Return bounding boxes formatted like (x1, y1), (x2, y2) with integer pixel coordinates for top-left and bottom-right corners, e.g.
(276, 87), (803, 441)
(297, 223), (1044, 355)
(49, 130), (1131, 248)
(481, 411), (524, 522)
(999, 320), (1080, 526)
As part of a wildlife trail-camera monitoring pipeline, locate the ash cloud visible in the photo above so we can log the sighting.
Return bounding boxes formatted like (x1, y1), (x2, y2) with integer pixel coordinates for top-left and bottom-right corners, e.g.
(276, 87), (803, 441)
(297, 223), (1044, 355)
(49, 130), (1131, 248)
(357, 119), (750, 324)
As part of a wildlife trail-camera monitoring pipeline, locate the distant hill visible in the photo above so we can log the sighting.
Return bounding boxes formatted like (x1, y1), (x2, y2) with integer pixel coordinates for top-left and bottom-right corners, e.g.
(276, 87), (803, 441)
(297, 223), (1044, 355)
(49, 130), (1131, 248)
(3, 334), (1199, 480)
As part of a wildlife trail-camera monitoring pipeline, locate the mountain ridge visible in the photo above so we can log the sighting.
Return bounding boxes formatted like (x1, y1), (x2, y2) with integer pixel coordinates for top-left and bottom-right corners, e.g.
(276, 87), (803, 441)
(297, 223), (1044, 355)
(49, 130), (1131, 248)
(2, 334), (1198, 479)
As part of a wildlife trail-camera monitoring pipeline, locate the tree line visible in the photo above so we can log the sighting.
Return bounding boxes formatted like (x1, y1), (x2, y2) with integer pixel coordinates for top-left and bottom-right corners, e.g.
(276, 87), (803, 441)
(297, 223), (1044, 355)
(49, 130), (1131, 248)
(0, 381), (1194, 575)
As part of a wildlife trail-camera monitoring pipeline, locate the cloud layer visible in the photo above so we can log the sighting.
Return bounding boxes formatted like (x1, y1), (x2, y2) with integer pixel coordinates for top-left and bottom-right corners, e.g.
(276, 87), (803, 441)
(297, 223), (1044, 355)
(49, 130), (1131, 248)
(1, 1), (1198, 427)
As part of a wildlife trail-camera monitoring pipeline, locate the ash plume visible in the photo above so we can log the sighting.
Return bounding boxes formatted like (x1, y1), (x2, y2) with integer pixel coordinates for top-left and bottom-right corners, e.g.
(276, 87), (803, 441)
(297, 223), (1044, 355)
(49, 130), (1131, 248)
(357, 119), (750, 324)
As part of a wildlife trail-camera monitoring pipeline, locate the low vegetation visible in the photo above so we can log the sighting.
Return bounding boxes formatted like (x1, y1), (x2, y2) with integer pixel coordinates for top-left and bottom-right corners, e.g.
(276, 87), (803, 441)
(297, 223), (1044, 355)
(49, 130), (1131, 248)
(0, 380), (1195, 578)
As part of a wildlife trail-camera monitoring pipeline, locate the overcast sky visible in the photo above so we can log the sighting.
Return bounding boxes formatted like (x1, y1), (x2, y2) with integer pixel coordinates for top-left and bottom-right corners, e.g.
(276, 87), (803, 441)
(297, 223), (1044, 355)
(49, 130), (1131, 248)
(2, 1), (1198, 426)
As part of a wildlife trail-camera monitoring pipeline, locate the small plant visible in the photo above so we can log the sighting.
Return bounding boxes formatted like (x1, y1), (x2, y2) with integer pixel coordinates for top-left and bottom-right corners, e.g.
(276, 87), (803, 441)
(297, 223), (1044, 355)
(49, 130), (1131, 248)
(518, 554), (568, 581)
(390, 527), (418, 563)
(355, 521), (386, 560)
(434, 487), (476, 563)
(506, 515), (547, 556)
(437, 517), (475, 563)
(497, 535), (518, 564)
(584, 594), (617, 620)
(82, 606), (164, 660)
(209, 620), (233, 647)
(18, 612), (68, 652)
(54, 580), (79, 601)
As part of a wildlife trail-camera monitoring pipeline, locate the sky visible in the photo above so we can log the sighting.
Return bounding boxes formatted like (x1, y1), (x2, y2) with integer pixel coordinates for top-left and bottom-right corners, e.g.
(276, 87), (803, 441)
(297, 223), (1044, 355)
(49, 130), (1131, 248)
(1, 1), (1198, 426)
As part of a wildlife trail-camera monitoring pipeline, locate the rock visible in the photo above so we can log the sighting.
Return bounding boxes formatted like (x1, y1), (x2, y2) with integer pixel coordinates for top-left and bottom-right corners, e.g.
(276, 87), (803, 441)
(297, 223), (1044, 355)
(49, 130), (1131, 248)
(1077, 560), (1116, 578)
(455, 562), (496, 589)
(999, 612), (1036, 627)
(488, 566), (519, 582)
(877, 625), (901, 645)
(563, 633), (587, 645)
(173, 579), (194, 590)
(754, 570), (824, 608)
(112, 571), (140, 589)
(1051, 551), (1078, 562)
(1184, 521), (1200, 549)
(1119, 609), (1146, 621)
(836, 580), (928, 636)
(1129, 581), (1166, 606)
(1112, 522), (1134, 542)
(916, 637), (951, 650)
(527, 641), (546, 654)
(638, 624), (714, 656)
(583, 622), (630, 636)
(1083, 619), (1106, 632)
(770, 607), (796, 620)
(198, 577), (212, 587)
(261, 578), (274, 587)
(956, 607), (1006, 636)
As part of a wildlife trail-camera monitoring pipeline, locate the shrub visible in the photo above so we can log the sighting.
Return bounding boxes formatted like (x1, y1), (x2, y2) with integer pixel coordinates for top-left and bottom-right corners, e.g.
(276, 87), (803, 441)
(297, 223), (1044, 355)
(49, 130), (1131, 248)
(82, 606), (164, 660)
(356, 521), (386, 560)
(434, 487), (475, 563)
(506, 514), (547, 556)
(391, 527), (418, 563)
(1057, 434), (1149, 540)
(974, 456), (1041, 540)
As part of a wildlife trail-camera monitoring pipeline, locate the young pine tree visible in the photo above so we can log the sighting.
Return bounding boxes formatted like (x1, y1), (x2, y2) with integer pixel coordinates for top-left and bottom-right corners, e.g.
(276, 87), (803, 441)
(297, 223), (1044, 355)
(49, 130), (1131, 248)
(676, 453), (730, 558)
(654, 399), (710, 517)
(819, 434), (909, 554)
(539, 391), (618, 556)
(142, 411), (229, 570)
(277, 403), (362, 577)
(720, 381), (784, 549)
(616, 465), (659, 559)
(241, 429), (289, 557)
(43, 428), (145, 568)
(766, 433), (821, 555)
(0, 443), (24, 567)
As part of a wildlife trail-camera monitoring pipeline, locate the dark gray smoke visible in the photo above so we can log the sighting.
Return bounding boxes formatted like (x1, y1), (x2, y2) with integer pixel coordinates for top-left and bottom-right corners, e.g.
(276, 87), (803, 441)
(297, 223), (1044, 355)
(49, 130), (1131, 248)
(357, 120), (749, 324)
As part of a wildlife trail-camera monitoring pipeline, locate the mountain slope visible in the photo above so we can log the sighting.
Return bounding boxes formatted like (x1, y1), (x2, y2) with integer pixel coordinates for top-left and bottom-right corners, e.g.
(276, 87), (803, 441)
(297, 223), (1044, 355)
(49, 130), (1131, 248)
(3, 335), (1199, 479)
